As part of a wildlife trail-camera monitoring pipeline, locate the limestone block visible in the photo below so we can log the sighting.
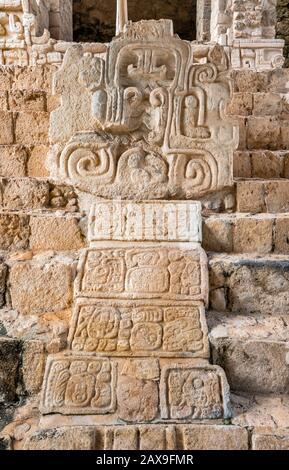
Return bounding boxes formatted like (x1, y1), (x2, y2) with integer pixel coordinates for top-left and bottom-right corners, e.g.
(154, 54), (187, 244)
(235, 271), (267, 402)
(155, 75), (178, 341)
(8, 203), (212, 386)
(9, 259), (73, 315)
(247, 116), (281, 150)
(233, 217), (273, 254)
(0, 145), (28, 177)
(24, 426), (96, 450)
(0, 111), (14, 144)
(68, 300), (209, 359)
(21, 340), (45, 395)
(233, 151), (251, 178)
(252, 433), (289, 450)
(211, 337), (289, 394)
(49, 23), (237, 198)
(203, 218), (233, 253)
(27, 145), (49, 177)
(265, 181), (289, 212)
(24, 424), (248, 451)
(227, 93), (253, 116)
(209, 255), (289, 316)
(12, 65), (56, 93)
(232, 70), (269, 93)
(274, 217), (289, 254)
(9, 90), (46, 112)
(0, 337), (20, 403)
(0, 213), (30, 251)
(41, 356), (231, 422)
(253, 92), (283, 116)
(250, 150), (284, 179)
(237, 181), (266, 213)
(0, 91), (8, 111)
(30, 216), (84, 251)
(89, 201), (202, 243)
(182, 425), (248, 450)
(1, 178), (49, 210)
(15, 111), (49, 145)
(75, 246), (208, 304)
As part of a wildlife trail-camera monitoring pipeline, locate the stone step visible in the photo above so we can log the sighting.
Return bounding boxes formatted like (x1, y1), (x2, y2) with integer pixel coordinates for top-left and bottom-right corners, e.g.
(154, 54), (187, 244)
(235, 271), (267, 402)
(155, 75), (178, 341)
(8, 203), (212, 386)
(236, 179), (289, 213)
(209, 253), (289, 316)
(20, 424), (248, 451)
(234, 151), (289, 179)
(208, 311), (289, 394)
(231, 392), (289, 450)
(203, 213), (289, 255)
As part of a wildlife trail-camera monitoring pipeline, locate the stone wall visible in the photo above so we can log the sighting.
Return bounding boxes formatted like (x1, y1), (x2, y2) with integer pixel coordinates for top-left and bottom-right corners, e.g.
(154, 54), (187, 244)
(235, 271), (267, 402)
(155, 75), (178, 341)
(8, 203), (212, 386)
(277, 0), (289, 66)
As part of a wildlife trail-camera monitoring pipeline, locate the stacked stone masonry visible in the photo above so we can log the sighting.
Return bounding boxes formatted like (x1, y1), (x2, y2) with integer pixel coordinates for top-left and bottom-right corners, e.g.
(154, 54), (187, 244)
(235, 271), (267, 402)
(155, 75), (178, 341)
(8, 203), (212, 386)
(0, 0), (289, 452)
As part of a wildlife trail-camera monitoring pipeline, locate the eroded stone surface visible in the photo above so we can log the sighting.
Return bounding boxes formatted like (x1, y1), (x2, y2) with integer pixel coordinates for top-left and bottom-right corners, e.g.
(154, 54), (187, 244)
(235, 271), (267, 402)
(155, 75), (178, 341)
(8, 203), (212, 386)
(49, 21), (237, 199)
(69, 300), (209, 358)
(41, 356), (230, 422)
(75, 246), (208, 303)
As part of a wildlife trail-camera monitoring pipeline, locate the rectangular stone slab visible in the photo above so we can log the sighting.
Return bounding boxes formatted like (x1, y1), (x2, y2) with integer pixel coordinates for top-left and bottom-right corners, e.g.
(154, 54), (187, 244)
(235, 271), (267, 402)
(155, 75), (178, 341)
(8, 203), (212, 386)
(74, 246), (208, 303)
(68, 299), (209, 358)
(88, 201), (202, 243)
(41, 356), (231, 422)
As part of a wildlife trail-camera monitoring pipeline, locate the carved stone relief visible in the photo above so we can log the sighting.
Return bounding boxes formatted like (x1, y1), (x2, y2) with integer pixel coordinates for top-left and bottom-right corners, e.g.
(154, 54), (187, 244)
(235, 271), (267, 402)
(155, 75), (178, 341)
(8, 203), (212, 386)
(210, 0), (285, 70)
(40, 198), (231, 422)
(68, 300), (209, 358)
(74, 247), (208, 303)
(49, 20), (238, 199)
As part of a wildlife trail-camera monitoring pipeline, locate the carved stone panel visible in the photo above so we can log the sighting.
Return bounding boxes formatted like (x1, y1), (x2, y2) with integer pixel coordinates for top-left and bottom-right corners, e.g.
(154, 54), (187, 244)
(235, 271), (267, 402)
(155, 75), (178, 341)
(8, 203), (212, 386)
(160, 363), (231, 421)
(49, 20), (238, 198)
(89, 201), (202, 243)
(75, 247), (208, 303)
(68, 300), (209, 358)
(41, 357), (231, 422)
(41, 355), (117, 415)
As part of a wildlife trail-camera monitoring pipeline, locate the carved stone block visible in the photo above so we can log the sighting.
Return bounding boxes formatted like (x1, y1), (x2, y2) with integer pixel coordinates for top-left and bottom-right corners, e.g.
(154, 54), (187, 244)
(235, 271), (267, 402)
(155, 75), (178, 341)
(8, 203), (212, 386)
(75, 247), (208, 303)
(41, 357), (231, 422)
(160, 363), (231, 421)
(41, 355), (117, 415)
(69, 300), (209, 358)
(89, 201), (202, 243)
(49, 20), (238, 198)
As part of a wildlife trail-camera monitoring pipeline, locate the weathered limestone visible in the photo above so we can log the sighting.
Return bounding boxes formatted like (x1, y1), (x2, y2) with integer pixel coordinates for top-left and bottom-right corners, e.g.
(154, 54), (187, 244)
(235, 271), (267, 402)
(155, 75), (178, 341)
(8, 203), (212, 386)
(40, 199), (231, 424)
(49, 20), (237, 199)
(24, 424), (248, 450)
(211, 0), (285, 70)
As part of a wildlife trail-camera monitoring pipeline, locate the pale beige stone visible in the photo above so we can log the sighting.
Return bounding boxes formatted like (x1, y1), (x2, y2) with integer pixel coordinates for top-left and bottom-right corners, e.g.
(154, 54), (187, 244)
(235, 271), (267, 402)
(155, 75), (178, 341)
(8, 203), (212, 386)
(9, 260), (73, 315)
(247, 116), (280, 150)
(233, 217), (273, 254)
(252, 433), (289, 450)
(50, 23), (237, 198)
(89, 201), (202, 243)
(2, 178), (49, 210)
(203, 218), (233, 253)
(69, 300), (209, 359)
(75, 246), (209, 304)
(183, 425), (248, 450)
(24, 427), (96, 450)
(227, 93), (253, 116)
(0, 214), (29, 251)
(274, 217), (289, 254)
(0, 111), (14, 144)
(27, 145), (49, 177)
(0, 146), (27, 177)
(9, 90), (46, 112)
(30, 216), (84, 251)
(15, 112), (49, 145)
(237, 181), (266, 212)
